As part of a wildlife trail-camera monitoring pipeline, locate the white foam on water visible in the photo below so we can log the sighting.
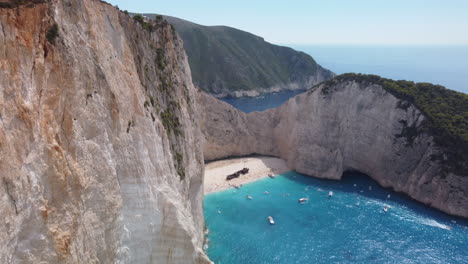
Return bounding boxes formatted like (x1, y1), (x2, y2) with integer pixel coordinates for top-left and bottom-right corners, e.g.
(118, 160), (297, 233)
(392, 208), (452, 230)
(419, 219), (451, 230)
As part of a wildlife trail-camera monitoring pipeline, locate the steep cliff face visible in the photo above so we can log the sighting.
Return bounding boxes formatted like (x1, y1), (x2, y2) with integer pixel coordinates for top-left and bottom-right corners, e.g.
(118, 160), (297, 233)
(200, 81), (467, 218)
(0, 1), (210, 263)
(144, 14), (334, 98)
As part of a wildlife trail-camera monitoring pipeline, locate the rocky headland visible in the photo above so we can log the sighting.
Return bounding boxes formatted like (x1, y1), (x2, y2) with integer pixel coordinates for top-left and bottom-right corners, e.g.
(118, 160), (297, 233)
(150, 14), (334, 98)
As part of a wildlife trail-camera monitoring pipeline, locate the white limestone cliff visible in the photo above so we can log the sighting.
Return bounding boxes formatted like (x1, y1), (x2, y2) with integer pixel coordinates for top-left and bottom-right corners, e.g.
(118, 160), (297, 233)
(200, 81), (468, 218)
(0, 0), (210, 263)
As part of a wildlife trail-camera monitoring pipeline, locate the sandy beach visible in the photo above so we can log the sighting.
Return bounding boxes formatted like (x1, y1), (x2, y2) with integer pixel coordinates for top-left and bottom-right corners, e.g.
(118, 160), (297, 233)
(204, 156), (291, 194)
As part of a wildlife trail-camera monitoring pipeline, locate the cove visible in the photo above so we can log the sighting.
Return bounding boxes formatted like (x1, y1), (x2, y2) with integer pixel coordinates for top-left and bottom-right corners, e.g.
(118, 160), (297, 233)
(220, 90), (305, 113)
(204, 171), (468, 263)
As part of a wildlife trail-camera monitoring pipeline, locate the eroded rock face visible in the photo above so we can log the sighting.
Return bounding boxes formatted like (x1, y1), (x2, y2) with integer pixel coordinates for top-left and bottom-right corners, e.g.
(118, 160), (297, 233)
(0, 1), (210, 263)
(200, 81), (468, 218)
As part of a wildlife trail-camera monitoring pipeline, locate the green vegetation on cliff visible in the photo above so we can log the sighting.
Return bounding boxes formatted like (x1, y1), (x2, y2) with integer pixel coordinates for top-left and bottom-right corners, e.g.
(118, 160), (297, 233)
(142, 14), (334, 96)
(46, 23), (58, 44)
(323, 73), (468, 175)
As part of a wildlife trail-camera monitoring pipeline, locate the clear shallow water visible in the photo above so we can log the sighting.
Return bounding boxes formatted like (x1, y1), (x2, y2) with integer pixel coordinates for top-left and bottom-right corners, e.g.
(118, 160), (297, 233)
(221, 90), (304, 113)
(204, 171), (468, 264)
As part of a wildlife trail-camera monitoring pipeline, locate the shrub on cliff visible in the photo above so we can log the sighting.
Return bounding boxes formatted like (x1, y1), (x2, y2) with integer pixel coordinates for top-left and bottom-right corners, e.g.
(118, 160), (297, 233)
(46, 23), (58, 44)
(133, 14), (154, 32)
(133, 14), (144, 23)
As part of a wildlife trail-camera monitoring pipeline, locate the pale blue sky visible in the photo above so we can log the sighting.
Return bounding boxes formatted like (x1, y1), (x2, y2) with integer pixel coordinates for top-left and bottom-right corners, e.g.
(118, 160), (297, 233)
(107, 0), (468, 45)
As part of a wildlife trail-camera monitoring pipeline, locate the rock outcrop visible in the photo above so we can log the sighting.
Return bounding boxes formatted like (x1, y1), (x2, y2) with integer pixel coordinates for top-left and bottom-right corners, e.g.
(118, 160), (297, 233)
(200, 80), (468, 218)
(0, 1), (210, 263)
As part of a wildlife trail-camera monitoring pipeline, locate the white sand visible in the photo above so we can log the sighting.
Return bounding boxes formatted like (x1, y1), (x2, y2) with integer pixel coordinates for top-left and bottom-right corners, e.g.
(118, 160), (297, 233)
(204, 156), (291, 194)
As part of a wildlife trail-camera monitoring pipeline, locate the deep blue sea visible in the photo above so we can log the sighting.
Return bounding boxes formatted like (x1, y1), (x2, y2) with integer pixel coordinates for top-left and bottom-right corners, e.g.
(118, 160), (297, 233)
(221, 45), (468, 113)
(292, 45), (468, 94)
(204, 171), (468, 264)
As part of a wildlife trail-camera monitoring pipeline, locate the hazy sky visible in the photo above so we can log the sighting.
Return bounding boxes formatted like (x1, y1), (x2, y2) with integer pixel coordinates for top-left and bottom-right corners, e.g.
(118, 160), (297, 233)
(107, 0), (468, 45)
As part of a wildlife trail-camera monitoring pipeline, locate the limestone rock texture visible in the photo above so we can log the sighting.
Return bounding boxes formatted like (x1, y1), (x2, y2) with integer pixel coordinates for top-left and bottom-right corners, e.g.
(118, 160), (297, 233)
(0, 0), (210, 263)
(200, 81), (468, 218)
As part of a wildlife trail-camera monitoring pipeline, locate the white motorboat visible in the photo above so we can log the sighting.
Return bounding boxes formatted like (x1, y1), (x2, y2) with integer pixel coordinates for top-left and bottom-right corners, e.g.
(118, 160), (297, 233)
(268, 216), (275, 225)
(383, 206), (388, 213)
(246, 195), (253, 200)
(298, 198), (308, 203)
(328, 191), (333, 197)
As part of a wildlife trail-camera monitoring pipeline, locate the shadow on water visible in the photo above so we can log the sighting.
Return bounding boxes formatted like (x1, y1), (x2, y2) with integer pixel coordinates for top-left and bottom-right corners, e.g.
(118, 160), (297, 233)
(221, 89), (305, 113)
(281, 170), (468, 225)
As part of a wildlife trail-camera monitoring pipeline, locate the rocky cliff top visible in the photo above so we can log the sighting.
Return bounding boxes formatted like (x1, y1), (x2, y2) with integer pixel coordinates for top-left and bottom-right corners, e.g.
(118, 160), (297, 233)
(321, 73), (468, 176)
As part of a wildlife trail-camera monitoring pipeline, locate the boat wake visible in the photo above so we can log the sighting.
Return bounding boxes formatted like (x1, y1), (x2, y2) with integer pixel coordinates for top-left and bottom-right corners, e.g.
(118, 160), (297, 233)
(418, 219), (451, 230)
(396, 213), (451, 230)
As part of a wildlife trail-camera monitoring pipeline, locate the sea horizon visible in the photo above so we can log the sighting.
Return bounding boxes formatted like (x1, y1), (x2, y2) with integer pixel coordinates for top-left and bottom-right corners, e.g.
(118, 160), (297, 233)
(285, 44), (468, 94)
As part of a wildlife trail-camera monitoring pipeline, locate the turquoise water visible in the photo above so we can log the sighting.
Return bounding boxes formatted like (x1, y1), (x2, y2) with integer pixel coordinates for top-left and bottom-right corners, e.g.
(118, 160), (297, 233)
(221, 90), (304, 113)
(204, 171), (468, 264)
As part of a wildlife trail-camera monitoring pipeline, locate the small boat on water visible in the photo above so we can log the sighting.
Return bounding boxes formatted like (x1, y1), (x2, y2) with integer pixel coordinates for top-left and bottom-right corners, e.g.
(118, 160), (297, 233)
(246, 195), (253, 200)
(383, 206), (388, 213)
(233, 184), (242, 189)
(268, 216), (275, 225)
(268, 174), (275, 178)
(328, 191), (333, 197)
(298, 198), (308, 203)
(264, 191), (269, 194)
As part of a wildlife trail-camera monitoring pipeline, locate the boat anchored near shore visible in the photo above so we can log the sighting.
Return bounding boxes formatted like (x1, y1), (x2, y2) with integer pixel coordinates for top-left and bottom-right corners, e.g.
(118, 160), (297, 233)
(268, 216), (275, 225)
